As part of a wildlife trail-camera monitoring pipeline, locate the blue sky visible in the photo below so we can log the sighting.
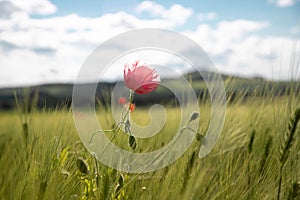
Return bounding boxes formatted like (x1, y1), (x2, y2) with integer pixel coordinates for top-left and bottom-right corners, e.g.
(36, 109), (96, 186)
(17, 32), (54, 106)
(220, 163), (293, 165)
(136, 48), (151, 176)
(49, 0), (300, 36)
(0, 0), (299, 87)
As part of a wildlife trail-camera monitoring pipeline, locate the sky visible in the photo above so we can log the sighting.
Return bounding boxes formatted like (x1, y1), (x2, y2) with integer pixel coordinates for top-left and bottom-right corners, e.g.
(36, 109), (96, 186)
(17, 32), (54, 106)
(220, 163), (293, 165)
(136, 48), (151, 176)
(0, 0), (300, 88)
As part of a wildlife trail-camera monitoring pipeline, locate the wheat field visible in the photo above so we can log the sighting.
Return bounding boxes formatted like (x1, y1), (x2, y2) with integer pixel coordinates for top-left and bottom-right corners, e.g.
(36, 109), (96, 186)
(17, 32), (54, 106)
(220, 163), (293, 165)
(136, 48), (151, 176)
(0, 87), (300, 200)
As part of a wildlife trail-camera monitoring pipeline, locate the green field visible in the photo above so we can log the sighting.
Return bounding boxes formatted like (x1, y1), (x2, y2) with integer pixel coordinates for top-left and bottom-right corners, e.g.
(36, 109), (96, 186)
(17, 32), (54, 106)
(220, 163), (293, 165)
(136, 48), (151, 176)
(0, 88), (300, 199)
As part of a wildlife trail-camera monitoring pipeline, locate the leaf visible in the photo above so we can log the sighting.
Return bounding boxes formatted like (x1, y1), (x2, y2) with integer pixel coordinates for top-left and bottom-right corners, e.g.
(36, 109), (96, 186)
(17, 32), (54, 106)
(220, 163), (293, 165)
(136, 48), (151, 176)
(114, 184), (122, 196)
(189, 112), (200, 122)
(76, 158), (89, 175)
(114, 174), (125, 198)
(124, 119), (131, 133)
(128, 135), (137, 150)
(196, 133), (206, 145)
(118, 174), (124, 187)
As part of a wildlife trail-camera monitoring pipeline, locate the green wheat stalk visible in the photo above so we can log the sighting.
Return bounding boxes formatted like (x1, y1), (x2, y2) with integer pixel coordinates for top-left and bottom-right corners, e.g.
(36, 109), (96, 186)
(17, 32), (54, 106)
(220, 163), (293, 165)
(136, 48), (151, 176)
(277, 108), (300, 200)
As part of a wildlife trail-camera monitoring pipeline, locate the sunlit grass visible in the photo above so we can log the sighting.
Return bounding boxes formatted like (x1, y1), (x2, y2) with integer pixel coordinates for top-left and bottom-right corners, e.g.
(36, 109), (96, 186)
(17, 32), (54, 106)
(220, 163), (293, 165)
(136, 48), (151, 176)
(0, 93), (300, 199)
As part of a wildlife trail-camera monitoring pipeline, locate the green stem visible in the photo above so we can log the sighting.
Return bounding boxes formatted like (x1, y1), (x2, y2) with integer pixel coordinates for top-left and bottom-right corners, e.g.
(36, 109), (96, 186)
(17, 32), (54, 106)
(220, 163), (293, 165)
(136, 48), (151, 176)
(88, 90), (135, 155)
(126, 90), (134, 118)
(277, 167), (283, 200)
(114, 90), (134, 135)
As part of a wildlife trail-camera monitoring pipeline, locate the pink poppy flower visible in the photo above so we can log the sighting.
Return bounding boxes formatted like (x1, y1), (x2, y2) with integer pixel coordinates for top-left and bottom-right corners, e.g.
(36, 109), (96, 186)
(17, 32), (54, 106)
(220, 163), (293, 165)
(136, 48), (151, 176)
(123, 61), (160, 94)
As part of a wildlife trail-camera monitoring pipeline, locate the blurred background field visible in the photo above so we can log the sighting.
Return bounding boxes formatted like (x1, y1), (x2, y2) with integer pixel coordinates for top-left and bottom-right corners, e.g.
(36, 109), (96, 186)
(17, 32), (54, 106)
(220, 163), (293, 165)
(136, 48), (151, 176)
(0, 76), (299, 199)
(1, 71), (299, 110)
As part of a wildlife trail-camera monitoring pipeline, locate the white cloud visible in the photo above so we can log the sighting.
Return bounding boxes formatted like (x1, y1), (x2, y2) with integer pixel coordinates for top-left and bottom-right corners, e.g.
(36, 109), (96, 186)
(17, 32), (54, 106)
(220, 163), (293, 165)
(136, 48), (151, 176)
(197, 12), (217, 21)
(0, 10), (191, 51)
(0, 1), (299, 87)
(185, 20), (269, 55)
(136, 1), (193, 25)
(0, 1), (196, 87)
(268, 0), (300, 7)
(136, 1), (165, 16)
(0, 0), (56, 17)
(184, 20), (299, 80)
(277, 0), (296, 6)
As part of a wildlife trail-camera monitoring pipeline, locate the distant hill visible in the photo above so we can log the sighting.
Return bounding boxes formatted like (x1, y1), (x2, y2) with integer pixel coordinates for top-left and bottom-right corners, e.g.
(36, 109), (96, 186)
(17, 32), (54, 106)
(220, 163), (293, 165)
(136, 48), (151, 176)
(0, 71), (299, 110)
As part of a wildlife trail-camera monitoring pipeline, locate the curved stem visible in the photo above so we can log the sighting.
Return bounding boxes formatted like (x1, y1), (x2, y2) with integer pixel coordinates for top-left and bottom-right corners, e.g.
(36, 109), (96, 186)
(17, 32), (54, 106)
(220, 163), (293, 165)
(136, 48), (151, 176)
(88, 90), (135, 155)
